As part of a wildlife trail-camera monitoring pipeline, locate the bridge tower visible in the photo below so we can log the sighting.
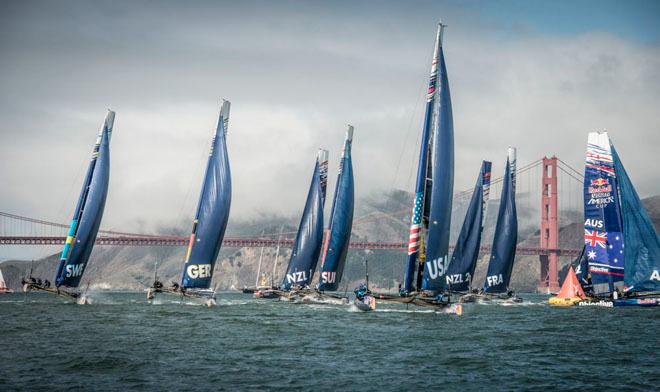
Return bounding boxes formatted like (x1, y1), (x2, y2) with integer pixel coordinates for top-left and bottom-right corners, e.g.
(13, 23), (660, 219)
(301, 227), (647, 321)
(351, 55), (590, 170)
(538, 156), (560, 293)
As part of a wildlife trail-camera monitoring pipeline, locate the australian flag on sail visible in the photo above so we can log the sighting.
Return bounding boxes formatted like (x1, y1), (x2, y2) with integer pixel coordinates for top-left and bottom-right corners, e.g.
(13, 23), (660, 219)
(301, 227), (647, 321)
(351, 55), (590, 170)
(583, 132), (624, 295)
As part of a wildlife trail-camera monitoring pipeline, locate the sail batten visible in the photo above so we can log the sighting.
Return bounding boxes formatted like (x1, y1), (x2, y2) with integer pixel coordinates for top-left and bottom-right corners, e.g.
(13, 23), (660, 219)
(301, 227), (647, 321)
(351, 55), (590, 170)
(281, 150), (328, 290)
(181, 101), (232, 289)
(55, 111), (114, 288)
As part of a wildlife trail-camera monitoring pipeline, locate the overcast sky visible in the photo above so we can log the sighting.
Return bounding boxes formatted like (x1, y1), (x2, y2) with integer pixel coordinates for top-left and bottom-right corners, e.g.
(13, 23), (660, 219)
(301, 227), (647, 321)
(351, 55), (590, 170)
(1, 0), (659, 234)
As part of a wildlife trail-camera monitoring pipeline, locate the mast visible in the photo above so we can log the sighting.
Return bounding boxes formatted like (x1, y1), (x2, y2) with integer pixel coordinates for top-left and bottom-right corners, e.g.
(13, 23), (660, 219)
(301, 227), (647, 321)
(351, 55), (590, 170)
(281, 149), (328, 290)
(484, 147), (518, 293)
(271, 225), (284, 287)
(404, 23), (445, 293)
(55, 110), (114, 288)
(255, 230), (266, 287)
(181, 100), (232, 289)
(318, 125), (355, 291)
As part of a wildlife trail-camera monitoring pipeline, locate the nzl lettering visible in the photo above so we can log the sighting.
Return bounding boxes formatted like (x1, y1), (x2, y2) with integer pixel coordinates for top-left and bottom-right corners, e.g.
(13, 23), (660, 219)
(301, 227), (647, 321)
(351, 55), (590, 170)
(65, 263), (85, 278)
(446, 273), (470, 285)
(286, 271), (307, 283)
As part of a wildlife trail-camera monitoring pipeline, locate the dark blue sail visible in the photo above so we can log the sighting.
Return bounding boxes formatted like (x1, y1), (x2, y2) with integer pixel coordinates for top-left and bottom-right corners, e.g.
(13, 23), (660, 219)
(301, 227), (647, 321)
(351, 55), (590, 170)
(55, 111), (114, 287)
(484, 149), (518, 293)
(611, 145), (660, 293)
(445, 161), (491, 292)
(583, 132), (624, 295)
(572, 245), (590, 288)
(318, 126), (355, 291)
(403, 23), (445, 293)
(181, 101), (232, 289)
(281, 150), (328, 290)
(422, 23), (454, 292)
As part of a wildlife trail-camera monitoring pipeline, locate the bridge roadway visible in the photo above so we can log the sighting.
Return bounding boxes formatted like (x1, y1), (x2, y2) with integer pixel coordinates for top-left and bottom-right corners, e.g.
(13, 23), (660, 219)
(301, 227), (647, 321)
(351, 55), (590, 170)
(0, 236), (581, 256)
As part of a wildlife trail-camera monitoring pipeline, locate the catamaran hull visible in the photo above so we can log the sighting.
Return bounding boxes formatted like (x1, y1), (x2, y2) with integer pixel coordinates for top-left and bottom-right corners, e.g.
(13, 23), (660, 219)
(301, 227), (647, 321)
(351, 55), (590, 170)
(460, 293), (523, 304)
(353, 296), (376, 311)
(613, 297), (660, 307)
(22, 282), (87, 304)
(148, 287), (216, 307)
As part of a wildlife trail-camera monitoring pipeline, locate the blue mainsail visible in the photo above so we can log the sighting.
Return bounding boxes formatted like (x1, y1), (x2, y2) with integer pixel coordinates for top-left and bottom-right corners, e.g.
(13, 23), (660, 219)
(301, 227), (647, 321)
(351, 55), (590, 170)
(403, 23), (449, 293)
(573, 245), (590, 288)
(421, 23), (454, 293)
(611, 144), (660, 293)
(318, 126), (355, 291)
(445, 161), (491, 292)
(281, 150), (328, 290)
(583, 132), (624, 295)
(181, 101), (232, 289)
(55, 111), (114, 287)
(484, 148), (518, 294)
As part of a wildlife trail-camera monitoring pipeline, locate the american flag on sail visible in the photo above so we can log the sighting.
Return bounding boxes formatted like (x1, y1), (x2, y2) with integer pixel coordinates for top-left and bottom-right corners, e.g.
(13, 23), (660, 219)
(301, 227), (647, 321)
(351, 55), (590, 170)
(408, 192), (424, 255)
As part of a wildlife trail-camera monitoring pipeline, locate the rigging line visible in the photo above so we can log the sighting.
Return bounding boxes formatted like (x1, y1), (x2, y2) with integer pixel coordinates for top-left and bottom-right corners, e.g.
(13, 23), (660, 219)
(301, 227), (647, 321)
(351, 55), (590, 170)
(557, 158), (584, 178)
(556, 165), (583, 184)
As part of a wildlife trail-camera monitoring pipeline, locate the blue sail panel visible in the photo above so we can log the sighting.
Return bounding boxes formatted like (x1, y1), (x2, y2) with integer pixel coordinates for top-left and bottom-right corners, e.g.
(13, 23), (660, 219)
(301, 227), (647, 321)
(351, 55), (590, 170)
(403, 25), (444, 293)
(422, 30), (454, 292)
(611, 145), (660, 293)
(446, 161), (491, 292)
(56, 111), (114, 287)
(318, 127), (355, 291)
(484, 152), (518, 293)
(583, 132), (624, 295)
(573, 246), (590, 288)
(182, 102), (232, 289)
(281, 151), (328, 290)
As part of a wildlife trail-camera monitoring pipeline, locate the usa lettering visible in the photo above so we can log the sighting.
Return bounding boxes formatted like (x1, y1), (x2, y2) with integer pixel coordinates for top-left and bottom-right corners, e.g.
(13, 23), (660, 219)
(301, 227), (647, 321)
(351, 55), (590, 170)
(321, 271), (336, 284)
(426, 256), (447, 279)
(65, 263), (85, 278)
(486, 274), (503, 287)
(286, 271), (307, 284)
(187, 264), (212, 279)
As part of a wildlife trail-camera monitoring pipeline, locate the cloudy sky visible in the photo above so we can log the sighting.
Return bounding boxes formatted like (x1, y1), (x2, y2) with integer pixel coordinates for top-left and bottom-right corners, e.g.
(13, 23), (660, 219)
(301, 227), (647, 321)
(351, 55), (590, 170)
(1, 0), (659, 235)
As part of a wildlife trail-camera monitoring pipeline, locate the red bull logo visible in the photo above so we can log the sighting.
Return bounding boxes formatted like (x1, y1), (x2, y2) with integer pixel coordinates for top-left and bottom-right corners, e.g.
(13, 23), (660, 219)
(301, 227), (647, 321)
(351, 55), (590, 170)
(591, 178), (609, 186)
(588, 177), (612, 195)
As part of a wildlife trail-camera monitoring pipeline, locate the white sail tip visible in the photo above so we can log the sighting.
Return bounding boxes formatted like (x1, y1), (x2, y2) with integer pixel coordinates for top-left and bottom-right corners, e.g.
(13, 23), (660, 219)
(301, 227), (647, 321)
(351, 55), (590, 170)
(104, 110), (116, 129)
(345, 124), (354, 142)
(318, 148), (329, 163)
(220, 99), (231, 119)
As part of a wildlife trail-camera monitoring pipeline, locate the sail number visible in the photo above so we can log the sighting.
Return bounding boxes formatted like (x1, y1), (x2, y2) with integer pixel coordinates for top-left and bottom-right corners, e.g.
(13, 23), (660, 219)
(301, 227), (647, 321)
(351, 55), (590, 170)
(486, 274), (504, 287)
(187, 264), (212, 279)
(320, 271), (336, 284)
(65, 263), (85, 278)
(426, 256), (447, 279)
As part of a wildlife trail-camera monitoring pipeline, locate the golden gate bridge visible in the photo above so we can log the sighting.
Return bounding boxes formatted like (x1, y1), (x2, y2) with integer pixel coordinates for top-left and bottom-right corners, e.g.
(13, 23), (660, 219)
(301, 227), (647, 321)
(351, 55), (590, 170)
(1, 156), (585, 293)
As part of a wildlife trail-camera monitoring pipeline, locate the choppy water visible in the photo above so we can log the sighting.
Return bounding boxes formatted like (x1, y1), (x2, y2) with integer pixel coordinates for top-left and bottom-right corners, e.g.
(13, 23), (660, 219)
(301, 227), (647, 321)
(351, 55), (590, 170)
(1, 292), (658, 391)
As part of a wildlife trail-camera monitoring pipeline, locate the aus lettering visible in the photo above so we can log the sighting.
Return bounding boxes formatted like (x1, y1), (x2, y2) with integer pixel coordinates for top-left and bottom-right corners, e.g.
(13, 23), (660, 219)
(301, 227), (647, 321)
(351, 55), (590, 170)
(65, 263), (85, 278)
(651, 270), (660, 281)
(486, 274), (503, 287)
(584, 219), (603, 229)
(187, 264), (212, 279)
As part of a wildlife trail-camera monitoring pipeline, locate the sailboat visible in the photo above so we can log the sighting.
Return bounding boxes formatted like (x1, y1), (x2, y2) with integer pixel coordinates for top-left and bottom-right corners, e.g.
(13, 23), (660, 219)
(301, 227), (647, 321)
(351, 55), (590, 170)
(22, 111), (115, 304)
(369, 22), (458, 312)
(445, 161), (491, 293)
(0, 269), (14, 294)
(577, 131), (659, 307)
(462, 147), (520, 304)
(549, 266), (586, 306)
(299, 125), (354, 305)
(272, 149), (328, 300)
(147, 101), (232, 306)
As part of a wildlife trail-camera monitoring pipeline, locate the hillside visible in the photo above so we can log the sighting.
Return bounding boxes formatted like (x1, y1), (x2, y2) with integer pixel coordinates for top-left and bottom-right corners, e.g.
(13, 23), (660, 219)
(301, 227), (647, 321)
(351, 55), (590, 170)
(2, 194), (658, 293)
